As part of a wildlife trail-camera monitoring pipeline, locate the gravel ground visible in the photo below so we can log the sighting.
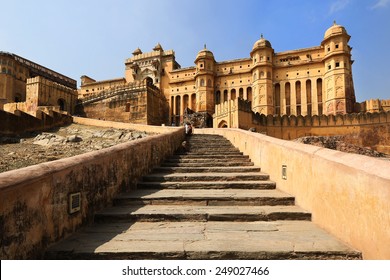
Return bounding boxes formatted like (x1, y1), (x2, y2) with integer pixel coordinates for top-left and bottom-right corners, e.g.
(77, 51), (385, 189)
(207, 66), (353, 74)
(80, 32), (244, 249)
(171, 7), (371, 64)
(0, 124), (154, 173)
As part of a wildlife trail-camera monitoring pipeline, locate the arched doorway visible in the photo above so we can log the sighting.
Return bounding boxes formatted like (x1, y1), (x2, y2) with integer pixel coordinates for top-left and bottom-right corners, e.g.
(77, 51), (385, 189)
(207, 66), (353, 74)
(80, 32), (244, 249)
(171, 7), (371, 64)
(58, 99), (66, 111)
(218, 120), (228, 128)
(144, 77), (153, 86)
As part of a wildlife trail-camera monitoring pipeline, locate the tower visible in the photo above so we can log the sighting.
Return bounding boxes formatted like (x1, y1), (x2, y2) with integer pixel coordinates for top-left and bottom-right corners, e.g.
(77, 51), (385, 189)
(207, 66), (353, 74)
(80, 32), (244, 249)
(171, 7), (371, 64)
(250, 34), (274, 115)
(194, 45), (216, 115)
(322, 21), (355, 115)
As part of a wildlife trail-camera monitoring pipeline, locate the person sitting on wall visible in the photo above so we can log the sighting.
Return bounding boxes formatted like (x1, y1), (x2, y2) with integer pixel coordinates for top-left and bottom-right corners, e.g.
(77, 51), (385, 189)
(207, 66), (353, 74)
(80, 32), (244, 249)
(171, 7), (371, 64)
(185, 122), (193, 136)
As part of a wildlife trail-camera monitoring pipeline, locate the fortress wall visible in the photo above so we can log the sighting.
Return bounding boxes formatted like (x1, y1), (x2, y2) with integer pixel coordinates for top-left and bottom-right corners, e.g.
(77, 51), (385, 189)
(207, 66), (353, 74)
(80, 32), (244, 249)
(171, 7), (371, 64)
(0, 123), (184, 259)
(196, 128), (390, 260)
(77, 84), (168, 125)
(261, 112), (390, 151)
(214, 99), (390, 151)
(0, 109), (72, 136)
(77, 100), (133, 123)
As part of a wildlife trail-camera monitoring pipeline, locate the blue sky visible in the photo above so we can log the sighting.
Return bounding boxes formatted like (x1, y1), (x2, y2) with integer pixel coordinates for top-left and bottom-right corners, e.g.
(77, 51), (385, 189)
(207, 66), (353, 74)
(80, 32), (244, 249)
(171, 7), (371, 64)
(1, 0), (389, 102)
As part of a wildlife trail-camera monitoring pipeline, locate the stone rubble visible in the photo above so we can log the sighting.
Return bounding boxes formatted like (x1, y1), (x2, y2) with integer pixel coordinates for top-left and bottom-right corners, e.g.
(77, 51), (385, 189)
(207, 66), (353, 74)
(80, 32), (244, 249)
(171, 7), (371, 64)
(294, 135), (388, 158)
(0, 124), (154, 173)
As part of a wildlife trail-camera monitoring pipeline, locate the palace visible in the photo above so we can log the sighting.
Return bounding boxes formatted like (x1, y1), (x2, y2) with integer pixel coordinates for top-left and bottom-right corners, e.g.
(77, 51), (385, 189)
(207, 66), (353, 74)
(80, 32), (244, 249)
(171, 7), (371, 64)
(78, 21), (360, 127)
(1, 22), (389, 127)
(0, 52), (77, 115)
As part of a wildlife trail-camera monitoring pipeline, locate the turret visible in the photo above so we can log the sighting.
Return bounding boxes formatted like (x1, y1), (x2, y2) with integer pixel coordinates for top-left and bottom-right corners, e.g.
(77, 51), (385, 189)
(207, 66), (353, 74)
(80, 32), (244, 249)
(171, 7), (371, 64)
(250, 34), (274, 115)
(322, 21), (355, 114)
(194, 45), (216, 114)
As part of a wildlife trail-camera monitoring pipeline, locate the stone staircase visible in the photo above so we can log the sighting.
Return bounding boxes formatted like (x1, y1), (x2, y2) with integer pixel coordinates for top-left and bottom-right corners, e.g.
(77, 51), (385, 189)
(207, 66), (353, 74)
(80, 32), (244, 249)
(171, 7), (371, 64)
(46, 134), (361, 259)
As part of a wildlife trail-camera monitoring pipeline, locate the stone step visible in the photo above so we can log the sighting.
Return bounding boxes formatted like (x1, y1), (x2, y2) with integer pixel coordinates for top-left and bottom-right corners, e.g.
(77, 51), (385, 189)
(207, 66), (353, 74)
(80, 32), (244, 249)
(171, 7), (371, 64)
(185, 142), (233, 146)
(152, 166), (261, 173)
(93, 205), (312, 223)
(184, 147), (240, 153)
(113, 189), (294, 206)
(170, 154), (250, 159)
(45, 221), (361, 260)
(43, 133), (362, 261)
(187, 134), (225, 139)
(142, 172), (270, 182)
(175, 151), (244, 155)
(136, 180), (276, 190)
(161, 161), (254, 167)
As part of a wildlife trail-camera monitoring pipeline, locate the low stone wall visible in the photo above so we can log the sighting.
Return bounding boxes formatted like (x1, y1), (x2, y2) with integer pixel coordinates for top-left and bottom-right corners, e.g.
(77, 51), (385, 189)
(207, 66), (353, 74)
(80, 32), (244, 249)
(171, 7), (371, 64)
(214, 99), (390, 153)
(196, 128), (390, 260)
(0, 122), (184, 259)
(72, 116), (178, 134)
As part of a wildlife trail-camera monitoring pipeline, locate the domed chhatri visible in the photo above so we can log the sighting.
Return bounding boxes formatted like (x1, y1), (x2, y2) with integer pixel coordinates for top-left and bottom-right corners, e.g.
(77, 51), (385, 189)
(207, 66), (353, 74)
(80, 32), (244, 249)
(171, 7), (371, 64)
(324, 21), (349, 40)
(195, 44), (215, 62)
(132, 47), (142, 56)
(153, 43), (163, 52)
(252, 34), (272, 50)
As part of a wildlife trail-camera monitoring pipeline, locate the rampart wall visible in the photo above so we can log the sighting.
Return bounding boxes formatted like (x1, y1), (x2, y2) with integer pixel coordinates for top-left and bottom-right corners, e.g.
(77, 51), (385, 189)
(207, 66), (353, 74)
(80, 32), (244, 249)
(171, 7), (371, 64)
(77, 82), (168, 125)
(214, 99), (390, 153)
(0, 118), (184, 259)
(0, 109), (73, 136)
(196, 128), (390, 259)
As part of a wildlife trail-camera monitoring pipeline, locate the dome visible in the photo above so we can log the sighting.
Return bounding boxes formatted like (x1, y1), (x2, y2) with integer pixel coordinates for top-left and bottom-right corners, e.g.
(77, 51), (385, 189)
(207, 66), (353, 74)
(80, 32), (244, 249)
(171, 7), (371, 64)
(324, 21), (348, 40)
(252, 34), (272, 50)
(153, 43), (163, 52)
(132, 47), (142, 55)
(132, 47), (142, 56)
(195, 44), (215, 62)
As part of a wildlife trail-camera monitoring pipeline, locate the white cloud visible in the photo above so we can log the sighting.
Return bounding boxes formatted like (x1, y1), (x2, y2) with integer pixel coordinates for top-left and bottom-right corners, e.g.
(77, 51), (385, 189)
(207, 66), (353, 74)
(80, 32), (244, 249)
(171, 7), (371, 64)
(329, 0), (351, 14)
(370, 0), (390, 9)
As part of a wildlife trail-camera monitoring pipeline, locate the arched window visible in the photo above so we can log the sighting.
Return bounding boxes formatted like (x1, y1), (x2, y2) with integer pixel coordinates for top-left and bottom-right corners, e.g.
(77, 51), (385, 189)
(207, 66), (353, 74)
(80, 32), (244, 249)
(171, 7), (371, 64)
(215, 91), (221, 104)
(285, 82), (291, 115)
(239, 88), (244, 99)
(306, 79), (312, 116)
(183, 94), (189, 109)
(317, 78), (323, 115)
(200, 79), (205, 87)
(247, 87), (252, 103)
(191, 94), (196, 110)
(170, 96), (174, 116)
(296, 81), (301, 116)
(207, 79), (212, 87)
(231, 89), (236, 100)
(223, 90), (228, 102)
(274, 83), (281, 115)
(260, 71), (264, 78)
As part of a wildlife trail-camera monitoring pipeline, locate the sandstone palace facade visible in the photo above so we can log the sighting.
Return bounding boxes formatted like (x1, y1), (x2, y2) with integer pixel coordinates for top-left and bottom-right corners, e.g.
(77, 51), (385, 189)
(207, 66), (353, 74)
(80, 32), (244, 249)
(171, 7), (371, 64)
(1, 22), (389, 128)
(78, 22), (361, 127)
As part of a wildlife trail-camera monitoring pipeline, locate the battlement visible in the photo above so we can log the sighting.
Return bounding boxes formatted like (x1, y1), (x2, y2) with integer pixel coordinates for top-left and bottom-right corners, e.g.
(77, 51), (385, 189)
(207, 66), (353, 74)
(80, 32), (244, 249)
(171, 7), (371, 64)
(213, 98), (390, 153)
(252, 111), (390, 127)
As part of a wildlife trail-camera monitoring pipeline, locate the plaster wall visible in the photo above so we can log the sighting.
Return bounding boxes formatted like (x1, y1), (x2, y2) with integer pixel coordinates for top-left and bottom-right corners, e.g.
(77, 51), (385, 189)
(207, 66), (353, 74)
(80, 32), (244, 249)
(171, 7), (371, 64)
(0, 121), (184, 259)
(196, 128), (390, 259)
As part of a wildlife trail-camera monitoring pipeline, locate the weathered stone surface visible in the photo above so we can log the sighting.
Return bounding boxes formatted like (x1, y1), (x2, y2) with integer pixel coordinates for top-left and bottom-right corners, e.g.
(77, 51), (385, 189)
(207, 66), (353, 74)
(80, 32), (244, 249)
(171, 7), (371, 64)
(0, 123), (156, 173)
(45, 133), (361, 260)
(46, 221), (361, 260)
(294, 135), (389, 158)
(0, 125), (183, 259)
